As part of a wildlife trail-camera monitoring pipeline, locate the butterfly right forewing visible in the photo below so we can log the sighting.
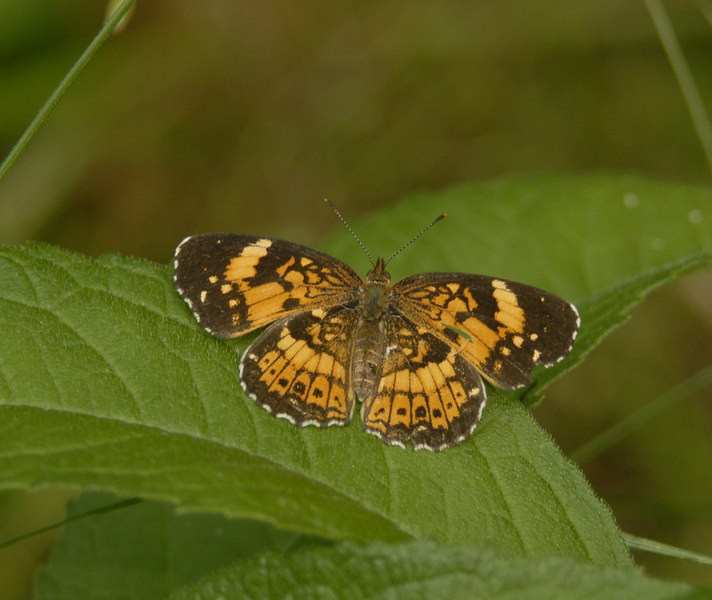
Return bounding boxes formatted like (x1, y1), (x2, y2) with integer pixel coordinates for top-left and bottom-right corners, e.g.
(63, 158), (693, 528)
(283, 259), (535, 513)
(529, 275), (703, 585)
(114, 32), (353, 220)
(392, 273), (580, 390)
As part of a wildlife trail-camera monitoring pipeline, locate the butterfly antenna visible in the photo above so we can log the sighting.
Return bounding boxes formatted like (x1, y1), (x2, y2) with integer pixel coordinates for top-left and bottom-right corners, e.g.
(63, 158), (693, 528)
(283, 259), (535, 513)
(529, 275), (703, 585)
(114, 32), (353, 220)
(385, 213), (447, 266)
(324, 199), (375, 268)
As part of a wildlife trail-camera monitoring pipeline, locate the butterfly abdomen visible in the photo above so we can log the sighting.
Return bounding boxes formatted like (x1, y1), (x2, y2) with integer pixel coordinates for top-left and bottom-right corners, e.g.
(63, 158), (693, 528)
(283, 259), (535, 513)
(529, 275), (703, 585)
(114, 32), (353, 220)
(351, 317), (384, 404)
(351, 277), (391, 403)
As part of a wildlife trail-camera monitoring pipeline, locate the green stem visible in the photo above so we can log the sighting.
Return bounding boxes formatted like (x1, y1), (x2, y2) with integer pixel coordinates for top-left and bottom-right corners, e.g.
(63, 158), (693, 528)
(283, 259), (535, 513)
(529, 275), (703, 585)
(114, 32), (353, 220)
(645, 0), (712, 178)
(0, 0), (138, 183)
(624, 532), (712, 564)
(0, 497), (142, 550)
(572, 363), (712, 464)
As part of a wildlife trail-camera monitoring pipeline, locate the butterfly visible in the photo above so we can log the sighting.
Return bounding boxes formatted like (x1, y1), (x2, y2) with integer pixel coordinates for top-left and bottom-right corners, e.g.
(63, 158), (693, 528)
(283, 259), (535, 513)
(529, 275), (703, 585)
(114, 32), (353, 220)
(173, 214), (579, 451)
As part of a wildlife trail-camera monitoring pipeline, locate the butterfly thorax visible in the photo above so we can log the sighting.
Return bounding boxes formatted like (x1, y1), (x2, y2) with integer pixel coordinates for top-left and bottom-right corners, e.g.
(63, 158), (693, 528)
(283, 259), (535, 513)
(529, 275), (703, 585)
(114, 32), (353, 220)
(351, 258), (391, 404)
(361, 258), (391, 318)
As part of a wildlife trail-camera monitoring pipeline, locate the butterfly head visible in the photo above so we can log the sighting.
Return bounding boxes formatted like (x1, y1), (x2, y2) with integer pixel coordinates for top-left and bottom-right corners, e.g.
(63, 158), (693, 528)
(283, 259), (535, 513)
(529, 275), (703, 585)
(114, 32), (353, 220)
(366, 257), (391, 285)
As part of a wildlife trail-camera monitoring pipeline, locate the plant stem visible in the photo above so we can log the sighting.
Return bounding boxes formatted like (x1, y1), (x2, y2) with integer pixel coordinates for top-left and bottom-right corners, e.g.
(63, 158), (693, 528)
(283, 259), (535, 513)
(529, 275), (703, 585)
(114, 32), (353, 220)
(0, 0), (138, 183)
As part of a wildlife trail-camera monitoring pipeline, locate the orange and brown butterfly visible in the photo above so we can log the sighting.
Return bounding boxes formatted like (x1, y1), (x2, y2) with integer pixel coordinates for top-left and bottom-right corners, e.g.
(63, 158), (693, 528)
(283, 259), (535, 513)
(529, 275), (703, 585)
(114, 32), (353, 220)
(173, 204), (580, 451)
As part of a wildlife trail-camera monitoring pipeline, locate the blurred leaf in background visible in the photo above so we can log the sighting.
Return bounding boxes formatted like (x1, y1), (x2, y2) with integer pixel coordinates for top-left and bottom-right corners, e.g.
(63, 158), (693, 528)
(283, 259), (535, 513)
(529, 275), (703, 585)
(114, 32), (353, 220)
(2, 0), (712, 259)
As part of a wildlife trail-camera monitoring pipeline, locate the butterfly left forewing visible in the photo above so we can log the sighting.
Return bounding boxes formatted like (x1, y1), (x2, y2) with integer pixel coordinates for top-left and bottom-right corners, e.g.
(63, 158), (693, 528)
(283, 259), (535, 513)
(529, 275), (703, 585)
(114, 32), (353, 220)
(174, 233), (362, 338)
(392, 273), (580, 390)
(361, 314), (486, 451)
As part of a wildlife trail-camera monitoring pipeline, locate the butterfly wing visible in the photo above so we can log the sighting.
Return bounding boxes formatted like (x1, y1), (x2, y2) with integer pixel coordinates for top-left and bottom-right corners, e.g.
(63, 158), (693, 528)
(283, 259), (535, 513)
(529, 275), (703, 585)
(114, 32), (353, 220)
(174, 233), (362, 337)
(361, 313), (486, 451)
(392, 273), (580, 390)
(240, 306), (359, 426)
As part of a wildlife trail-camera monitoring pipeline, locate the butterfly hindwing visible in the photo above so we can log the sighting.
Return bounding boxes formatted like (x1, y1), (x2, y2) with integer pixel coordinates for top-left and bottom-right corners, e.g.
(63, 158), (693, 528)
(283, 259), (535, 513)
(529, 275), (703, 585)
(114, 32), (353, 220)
(174, 233), (362, 337)
(239, 306), (359, 426)
(361, 314), (486, 451)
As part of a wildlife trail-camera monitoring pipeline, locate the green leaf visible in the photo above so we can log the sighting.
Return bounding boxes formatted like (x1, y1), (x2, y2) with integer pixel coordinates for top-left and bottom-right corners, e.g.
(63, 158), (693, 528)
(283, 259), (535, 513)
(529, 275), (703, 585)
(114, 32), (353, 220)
(2, 174), (712, 569)
(320, 174), (712, 405)
(35, 494), (709, 600)
(170, 541), (709, 600)
(34, 494), (310, 600)
(36, 496), (708, 600)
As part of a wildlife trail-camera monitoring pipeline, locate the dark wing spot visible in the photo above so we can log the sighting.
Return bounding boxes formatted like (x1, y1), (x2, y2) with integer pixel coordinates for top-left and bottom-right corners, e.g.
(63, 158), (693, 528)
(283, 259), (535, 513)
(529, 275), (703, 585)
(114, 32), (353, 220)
(312, 388), (324, 398)
(432, 408), (442, 419)
(282, 297), (301, 311)
(293, 381), (306, 394)
(415, 406), (427, 419)
(277, 378), (288, 388)
(396, 408), (407, 416)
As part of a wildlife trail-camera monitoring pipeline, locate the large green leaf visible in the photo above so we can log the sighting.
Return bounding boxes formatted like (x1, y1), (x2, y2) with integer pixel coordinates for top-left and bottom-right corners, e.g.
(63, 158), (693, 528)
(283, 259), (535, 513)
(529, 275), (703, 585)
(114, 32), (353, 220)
(171, 541), (708, 600)
(33, 494), (308, 600)
(35, 496), (708, 600)
(33, 495), (709, 600)
(2, 175), (712, 570)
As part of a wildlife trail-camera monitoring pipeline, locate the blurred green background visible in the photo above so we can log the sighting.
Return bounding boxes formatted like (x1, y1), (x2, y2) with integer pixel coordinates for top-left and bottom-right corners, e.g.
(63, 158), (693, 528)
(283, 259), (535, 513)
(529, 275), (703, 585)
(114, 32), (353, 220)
(1, 0), (712, 596)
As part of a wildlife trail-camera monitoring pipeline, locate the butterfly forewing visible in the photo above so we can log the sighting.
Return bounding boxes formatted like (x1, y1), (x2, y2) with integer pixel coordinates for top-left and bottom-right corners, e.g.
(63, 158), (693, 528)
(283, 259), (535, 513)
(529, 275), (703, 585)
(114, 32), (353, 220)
(174, 233), (362, 337)
(392, 273), (580, 390)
